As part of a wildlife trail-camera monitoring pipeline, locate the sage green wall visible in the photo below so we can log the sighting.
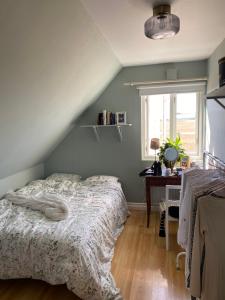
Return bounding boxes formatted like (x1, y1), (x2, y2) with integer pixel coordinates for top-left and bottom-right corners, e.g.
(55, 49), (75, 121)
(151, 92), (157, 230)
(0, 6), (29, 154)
(206, 39), (225, 161)
(45, 60), (207, 203)
(0, 0), (120, 180)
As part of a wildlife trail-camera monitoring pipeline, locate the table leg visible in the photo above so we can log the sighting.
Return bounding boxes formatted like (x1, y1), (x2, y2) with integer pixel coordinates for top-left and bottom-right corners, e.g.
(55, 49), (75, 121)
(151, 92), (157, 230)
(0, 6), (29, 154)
(146, 179), (151, 227)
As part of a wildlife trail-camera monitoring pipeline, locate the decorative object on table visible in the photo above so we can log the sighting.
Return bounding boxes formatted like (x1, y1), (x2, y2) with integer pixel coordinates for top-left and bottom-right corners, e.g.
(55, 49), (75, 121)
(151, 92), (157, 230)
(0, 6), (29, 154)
(151, 138), (160, 160)
(176, 167), (183, 176)
(165, 147), (179, 161)
(150, 138), (162, 176)
(158, 136), (186, 173)
(165, 168), (171, 176)
(116, 112), (127, 125)
(180, 156), (190, 168)
(164, 147), (179, 173)
(151, 161), (162, 176)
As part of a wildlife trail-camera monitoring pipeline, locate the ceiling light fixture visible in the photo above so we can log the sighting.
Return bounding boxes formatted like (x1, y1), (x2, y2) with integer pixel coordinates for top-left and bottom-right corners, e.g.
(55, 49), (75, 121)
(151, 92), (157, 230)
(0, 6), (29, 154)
(144, 4), (180, 40)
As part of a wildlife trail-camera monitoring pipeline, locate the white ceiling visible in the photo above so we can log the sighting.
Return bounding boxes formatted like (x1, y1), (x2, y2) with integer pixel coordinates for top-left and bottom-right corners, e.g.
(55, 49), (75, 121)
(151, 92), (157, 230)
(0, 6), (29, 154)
(81, 0), (225, 66)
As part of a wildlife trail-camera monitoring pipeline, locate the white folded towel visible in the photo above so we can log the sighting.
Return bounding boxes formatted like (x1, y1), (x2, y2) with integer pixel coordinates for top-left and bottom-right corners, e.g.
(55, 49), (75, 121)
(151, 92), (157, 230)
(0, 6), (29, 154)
(5, 191), (69, 221)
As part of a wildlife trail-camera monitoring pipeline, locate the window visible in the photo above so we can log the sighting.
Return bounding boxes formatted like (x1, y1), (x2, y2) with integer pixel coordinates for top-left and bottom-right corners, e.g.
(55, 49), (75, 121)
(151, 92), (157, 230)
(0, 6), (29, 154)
(141, 83), (205, 160)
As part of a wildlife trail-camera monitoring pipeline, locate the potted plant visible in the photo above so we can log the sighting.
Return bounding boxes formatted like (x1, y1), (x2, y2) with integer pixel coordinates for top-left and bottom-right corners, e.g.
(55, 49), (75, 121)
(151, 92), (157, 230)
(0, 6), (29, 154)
(158, 136), (186, 170)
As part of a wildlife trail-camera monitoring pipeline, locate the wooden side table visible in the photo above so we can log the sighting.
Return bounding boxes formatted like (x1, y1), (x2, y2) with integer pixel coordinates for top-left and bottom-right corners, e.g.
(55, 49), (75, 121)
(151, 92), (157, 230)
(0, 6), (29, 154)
(144, 175), (181, 227)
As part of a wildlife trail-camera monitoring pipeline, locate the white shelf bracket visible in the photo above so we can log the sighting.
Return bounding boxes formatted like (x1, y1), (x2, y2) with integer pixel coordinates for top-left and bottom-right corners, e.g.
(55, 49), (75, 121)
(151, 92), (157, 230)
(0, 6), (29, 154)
(93, 126), (100, 142)
(116, 126), (123, 142)
(214, 98), (225, 110)
(80, 124), (132, 142)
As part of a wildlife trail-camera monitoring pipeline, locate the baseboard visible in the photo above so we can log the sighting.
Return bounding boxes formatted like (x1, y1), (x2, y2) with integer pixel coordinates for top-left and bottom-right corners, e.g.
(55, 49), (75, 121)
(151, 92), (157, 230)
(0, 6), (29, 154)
(127, 202), (159, 211)
(127, 202), (146, 210)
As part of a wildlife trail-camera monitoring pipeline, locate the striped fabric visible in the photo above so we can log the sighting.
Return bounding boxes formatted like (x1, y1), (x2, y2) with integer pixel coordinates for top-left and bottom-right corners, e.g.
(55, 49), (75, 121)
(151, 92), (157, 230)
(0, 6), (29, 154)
(159, 205), (179, 237)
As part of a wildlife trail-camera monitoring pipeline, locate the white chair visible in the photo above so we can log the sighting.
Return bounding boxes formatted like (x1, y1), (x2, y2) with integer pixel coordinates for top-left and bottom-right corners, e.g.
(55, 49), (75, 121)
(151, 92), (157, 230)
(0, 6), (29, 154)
(160, 184), (186, 269)
(164, 185), (186, 270)
(164, 184), (181, 251)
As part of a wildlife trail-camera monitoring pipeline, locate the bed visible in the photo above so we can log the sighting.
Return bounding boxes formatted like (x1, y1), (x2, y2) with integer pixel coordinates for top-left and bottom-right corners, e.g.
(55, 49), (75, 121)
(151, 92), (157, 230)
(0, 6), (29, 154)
(0, 174), (128, 300)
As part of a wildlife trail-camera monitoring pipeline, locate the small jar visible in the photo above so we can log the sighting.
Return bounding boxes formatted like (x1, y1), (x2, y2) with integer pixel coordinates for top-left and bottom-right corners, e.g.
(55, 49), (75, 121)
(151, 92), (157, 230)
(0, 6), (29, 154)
(165, 168), (171, 176)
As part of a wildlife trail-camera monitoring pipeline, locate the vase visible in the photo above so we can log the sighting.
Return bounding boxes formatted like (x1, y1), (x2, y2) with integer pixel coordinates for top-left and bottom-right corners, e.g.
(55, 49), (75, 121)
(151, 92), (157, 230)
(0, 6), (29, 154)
(163, 160), (176, 173)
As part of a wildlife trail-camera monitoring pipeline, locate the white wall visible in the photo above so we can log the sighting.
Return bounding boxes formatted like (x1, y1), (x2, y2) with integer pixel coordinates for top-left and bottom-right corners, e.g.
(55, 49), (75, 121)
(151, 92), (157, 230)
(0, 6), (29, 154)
(0, 0), (121, 179)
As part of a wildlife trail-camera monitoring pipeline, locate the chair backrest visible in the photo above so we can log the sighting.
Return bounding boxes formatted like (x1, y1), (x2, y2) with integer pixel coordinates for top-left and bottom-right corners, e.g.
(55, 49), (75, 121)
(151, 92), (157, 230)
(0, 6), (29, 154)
(165, 185), (182, 208)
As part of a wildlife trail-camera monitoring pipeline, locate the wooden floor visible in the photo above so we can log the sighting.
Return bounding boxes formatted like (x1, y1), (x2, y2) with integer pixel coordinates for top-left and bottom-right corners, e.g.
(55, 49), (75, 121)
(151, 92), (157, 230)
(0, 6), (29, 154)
(0, 210), (189, 300)
(112, 210), (189, 300)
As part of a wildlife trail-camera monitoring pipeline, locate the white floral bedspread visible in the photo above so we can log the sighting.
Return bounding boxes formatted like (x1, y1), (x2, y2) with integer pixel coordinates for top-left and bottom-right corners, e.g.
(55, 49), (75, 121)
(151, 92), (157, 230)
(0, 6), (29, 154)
(0, 179), (128, 300)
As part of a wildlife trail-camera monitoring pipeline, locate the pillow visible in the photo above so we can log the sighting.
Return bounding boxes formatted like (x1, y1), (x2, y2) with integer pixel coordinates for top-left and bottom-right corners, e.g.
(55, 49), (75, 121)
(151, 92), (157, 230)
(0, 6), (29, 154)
(85, 175), (119, 184)
(46, 173), (81, 182)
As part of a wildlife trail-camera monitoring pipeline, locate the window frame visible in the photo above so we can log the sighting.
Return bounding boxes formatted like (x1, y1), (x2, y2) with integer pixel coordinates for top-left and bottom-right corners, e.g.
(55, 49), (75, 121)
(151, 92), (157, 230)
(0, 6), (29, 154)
(141, 83), (206, 161)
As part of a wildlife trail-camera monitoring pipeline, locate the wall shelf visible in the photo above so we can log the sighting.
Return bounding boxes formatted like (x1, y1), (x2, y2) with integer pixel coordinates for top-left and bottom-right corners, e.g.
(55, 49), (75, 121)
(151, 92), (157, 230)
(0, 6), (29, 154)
(207, 85), (225, 110)
(80, 124), (132, 142)
(207, 85), (225, 99)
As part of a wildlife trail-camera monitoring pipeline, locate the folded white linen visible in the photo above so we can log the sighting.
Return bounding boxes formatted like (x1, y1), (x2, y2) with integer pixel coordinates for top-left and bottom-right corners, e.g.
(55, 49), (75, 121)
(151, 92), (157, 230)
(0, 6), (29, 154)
(5, 191), (69, 221)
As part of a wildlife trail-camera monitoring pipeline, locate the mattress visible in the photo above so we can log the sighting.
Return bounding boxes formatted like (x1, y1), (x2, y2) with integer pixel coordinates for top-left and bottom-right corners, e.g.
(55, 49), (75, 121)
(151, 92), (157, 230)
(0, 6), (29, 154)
(0, 178), (128, 300)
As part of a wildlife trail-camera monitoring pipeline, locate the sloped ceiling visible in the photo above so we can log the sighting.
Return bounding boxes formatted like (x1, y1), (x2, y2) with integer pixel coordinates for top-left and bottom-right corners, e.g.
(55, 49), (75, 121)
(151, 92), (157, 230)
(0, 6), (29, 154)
(0, 0), (121, 179)
(81, 0), (225, 66)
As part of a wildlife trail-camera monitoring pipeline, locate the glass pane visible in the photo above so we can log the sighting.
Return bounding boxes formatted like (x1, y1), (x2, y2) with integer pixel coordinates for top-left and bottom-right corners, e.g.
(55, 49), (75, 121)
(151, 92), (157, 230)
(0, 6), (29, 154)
(147, 94), (170, 157)
(176, 93), (197, 155)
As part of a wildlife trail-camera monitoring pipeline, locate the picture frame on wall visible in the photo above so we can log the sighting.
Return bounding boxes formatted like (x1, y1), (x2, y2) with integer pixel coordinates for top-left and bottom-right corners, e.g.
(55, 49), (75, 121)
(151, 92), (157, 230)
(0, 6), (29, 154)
(116, 112), (127, 125)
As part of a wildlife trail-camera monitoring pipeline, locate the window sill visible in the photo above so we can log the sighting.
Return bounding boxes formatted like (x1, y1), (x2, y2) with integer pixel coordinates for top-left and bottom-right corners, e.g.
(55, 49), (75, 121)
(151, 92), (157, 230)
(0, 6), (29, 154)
(142, 155), (157, 161)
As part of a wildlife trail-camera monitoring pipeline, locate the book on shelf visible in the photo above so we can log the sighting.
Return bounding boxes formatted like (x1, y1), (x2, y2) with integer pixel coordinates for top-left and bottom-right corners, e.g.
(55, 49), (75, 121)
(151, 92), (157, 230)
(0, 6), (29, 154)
(98, 113), (103, 125)
(106, 112), (111, 125)
(110, 113), (116, 125)
(103, 109), (107, 125)
(97, 111), (117, 126)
